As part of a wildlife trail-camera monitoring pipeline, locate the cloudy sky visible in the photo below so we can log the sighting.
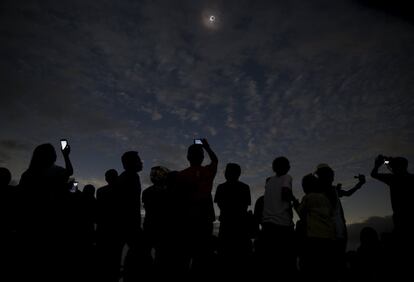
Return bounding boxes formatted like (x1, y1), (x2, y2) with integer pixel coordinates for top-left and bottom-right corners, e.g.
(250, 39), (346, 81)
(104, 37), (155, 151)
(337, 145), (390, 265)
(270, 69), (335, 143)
(1, 0), (413, 226)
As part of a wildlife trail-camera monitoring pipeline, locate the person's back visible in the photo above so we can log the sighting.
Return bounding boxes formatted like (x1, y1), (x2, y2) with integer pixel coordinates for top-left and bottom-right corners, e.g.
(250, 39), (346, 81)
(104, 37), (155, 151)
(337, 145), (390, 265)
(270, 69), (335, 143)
(0, 167), (16, 235)
(117, 151), (143, 233)
(177, 141), (218, 223)
(371, 155), (413, 279)
(0, 167), (20, 282)
(296, 173), (335, 281)
(17, 143), (73, 282)
(261, 156), (296, 279)
(215, 181), (250, 222)
(142, 166), (171, 235)
(215, 163), (251, 225)
(371, 155), (414, 233)
(356, 227), (384, 281)
(263, 174), (293, 226)
(175, 139), (218, 278)
(263, 157), (293, 227)
(298, 194), (335, 240)
(214, 163), (252, 275)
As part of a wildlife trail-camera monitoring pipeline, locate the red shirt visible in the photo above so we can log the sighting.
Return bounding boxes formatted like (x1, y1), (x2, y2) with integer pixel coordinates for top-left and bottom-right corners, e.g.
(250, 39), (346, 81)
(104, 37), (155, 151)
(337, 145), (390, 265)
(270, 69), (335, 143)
(177, 163), (217, 222)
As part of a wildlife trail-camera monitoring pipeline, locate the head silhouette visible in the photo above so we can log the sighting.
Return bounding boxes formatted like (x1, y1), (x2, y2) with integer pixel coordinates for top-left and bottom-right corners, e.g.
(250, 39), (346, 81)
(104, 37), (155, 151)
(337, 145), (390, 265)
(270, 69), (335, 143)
(121, 151), (143, 172)
(390, 157), (408, 175)
(29, 143), (57, 171)
(187, 144), (204, 166)
(315, 164), (334, 185)
(360, 226), (379, 246)
(0, 167), (12, 186)
(105, 169), (118, 185)
(83, 184), (96, 198)
(224, 163), (241, 182)
(272, 156), (290, 176)
(302, 173), (318, 194)
(150, 166), (170, 185)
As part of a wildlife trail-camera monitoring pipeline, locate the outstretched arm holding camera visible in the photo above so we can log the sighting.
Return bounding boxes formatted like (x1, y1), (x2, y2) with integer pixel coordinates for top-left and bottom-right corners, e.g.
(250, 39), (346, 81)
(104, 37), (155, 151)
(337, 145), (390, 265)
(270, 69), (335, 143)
(338, 174), (366, 197)
(62, 144), (73, 176)
(371, 155), (392, 185)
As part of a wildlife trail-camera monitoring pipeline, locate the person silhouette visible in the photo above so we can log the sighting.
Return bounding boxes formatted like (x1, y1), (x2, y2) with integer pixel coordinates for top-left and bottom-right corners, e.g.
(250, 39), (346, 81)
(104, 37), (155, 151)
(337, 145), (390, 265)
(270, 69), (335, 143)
(80, 184), (97, 245)
(214, 163), (252, 275)
(0, 167), (16, 236)
(371, 155), (413, 240)
(371, 155), (414, 279)
(0, 167), (19, 282)
(116, 151), (151, 282)
(142, 166), (171, 273)
(18, 143), (73, 282)
(96, 169), (122, 282)
(175, 138), (218, 278)
(296, 173), (335, 281)
(261, 156), (296, 279)
(315, 163), (366, 280)
(355, 226), (384, 281)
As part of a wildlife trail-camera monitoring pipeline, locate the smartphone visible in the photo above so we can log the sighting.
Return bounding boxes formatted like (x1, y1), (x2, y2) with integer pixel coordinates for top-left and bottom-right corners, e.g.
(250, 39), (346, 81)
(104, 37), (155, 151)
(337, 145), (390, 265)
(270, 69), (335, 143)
(384, 160), (390, 165)
(60, 139), (68, 150)
(70, 181), (78, 193)
(194, 139), (203, 145)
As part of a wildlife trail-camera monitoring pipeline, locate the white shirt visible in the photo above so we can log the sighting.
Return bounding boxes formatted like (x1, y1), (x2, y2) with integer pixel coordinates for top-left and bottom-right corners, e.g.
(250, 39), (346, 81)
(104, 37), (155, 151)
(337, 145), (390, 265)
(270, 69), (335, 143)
(263, 174), (294, 227)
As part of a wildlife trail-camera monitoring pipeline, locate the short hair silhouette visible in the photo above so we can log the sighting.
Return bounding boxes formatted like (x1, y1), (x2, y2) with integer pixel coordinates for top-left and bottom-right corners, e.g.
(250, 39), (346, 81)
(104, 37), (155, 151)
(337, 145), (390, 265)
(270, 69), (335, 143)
(83, 184), (96, 197)
(224, 163), (241, 181)
(0, 167), (12, 186)
(121, 151), (142, 172)
(390, 157), (408, 174)
(150, 166), (170, 185)
(302, 173), (318, 194)
(187, 144), (204, 166)
(29, 143), (57, 170)
(315, 164), (334, 184)
(105, 169), (118, 185)
(360, 226), (379, 246)
(272, 156), (290, 176)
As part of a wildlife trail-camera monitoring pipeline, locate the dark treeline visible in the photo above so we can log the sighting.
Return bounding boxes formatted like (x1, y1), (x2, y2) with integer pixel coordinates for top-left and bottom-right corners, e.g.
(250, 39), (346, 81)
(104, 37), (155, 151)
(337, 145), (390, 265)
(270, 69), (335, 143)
(0, 140), (413, 281)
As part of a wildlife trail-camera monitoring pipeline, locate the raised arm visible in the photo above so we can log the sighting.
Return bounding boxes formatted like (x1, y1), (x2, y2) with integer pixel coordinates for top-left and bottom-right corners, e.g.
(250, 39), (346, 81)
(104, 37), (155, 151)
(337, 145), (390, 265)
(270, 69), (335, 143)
(338, 174), (366, 197)
(371, 155), (384, 179)
(62, 144), (73, 176)
(371, 155), (392, 185)
(201, 138), (218, 166)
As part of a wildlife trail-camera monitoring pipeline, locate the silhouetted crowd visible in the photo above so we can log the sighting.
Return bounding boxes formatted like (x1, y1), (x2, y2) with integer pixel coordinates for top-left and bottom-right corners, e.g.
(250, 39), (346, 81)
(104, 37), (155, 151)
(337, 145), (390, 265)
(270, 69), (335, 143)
(1, 140), (413, 281)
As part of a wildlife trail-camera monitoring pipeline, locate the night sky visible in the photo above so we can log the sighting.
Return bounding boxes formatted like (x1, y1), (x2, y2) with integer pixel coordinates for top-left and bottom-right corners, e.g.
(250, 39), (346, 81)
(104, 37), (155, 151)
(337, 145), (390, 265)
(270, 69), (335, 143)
(1, 0), (413, 241)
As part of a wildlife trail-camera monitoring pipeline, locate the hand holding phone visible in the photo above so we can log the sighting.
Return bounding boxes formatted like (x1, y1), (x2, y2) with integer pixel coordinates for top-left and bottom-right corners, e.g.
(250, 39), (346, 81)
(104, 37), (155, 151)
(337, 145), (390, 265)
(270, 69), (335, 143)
(60, 139), (68, 150)
(70, 181), (78, 193)
(60, 139), (71, 156)
(194, 139), (203, 145)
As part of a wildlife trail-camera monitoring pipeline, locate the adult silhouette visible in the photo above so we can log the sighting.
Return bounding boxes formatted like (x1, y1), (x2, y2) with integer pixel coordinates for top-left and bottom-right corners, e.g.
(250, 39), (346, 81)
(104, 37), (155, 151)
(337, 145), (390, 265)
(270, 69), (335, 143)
(315, 164), (366, 281)
(0, 167), (16, 237)
(370, 155), (414, 278)
(296, 173), (335, 281)
(355, 227), (384, 281)
(261, 156), (296, 279)
(175, 138), (218, 278)
(96, 169), (122, 282)
(0, 167), (19, 282)
(252, 176), (271, 263)
(116, 151), (150, 282)
(214, 163), (252, 276)
(371, 155), (413, 240)
(142, 166), (171, 273)
(18, 143), (73, 282)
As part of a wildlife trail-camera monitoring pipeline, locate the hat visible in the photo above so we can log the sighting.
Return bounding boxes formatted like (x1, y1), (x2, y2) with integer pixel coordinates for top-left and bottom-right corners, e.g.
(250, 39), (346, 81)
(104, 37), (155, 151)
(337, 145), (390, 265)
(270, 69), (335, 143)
(316, 163), (331, 170)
